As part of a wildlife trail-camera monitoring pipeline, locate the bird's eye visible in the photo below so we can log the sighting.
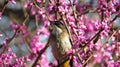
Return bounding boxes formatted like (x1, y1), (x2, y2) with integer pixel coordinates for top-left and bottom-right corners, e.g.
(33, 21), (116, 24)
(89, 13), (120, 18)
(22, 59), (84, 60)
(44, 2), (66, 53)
(54, 21), (63, 26)
(54, 22), (58, 25)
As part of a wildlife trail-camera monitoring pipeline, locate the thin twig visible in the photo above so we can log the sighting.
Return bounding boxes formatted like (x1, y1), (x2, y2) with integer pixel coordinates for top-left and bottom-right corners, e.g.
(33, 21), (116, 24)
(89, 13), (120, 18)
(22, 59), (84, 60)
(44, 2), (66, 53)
(101, 27), (120, 48)
(32, 0), (40, 8)
(25, 38), (32, 53)
(82, 53), (93, 66)
(74, 29), (103, 55)
(109, 15), (118, 24)
(35, 15), (39, 29)
(2, 1), (8, 13)
(0, 1), (9, 19)
(0, 28), (20, 56)
(20, 0), (28, 17)
(31, 38), (50, 67)
(23, 14), (29, 24)
(77, 53), (83, 63)
(0, 9), (30, 55)
(68, 0), (78, 24)
(82, 26), (120, 66)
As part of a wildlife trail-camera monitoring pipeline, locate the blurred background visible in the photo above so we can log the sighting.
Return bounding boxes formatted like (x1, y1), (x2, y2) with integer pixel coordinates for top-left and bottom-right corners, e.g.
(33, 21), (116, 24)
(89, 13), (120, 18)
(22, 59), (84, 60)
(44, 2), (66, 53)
(0, 0), (120, 66)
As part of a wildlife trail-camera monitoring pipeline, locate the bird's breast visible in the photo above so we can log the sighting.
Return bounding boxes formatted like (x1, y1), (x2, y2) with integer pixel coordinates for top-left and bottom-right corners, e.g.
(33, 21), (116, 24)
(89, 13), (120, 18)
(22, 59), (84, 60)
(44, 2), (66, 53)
(50, 33), (72, 62)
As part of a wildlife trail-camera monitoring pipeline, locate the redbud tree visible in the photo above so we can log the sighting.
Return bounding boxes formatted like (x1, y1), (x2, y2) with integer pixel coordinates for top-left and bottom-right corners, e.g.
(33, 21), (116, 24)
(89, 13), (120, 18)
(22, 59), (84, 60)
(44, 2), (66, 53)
(0, 0), (120, 67)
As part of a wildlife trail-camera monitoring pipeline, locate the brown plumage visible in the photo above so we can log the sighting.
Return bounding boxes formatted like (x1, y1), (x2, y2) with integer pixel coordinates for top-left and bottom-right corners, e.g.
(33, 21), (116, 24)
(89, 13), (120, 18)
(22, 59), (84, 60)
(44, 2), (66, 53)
(49, 21), (72, 67)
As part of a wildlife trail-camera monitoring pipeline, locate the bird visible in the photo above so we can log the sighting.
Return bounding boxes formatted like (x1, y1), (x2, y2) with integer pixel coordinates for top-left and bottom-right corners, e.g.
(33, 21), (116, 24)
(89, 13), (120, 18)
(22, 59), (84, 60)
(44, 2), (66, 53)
(49, 21), (72, 67)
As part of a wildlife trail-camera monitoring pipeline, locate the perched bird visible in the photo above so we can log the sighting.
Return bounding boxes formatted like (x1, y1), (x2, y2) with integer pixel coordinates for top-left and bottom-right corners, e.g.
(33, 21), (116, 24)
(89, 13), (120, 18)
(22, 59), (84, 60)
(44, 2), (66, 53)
(49, 21), (72, 67)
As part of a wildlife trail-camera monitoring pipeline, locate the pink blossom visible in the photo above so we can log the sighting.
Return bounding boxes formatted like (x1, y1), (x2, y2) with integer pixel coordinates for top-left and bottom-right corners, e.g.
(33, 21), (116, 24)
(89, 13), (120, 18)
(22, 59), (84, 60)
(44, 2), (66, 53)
(40, 54), (49, 67)
(36, 0), (41, 3)
(8, 0), (16, 4)
(93, 52), (102, 63)
(0, 0), (120, 66)
(0, 12), (2, 20)
(24, 1), (33, 9)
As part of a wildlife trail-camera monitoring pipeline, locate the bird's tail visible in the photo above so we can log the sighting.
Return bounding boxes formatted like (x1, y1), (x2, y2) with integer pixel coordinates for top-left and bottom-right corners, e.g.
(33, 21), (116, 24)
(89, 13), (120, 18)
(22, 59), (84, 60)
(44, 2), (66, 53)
(62, 60), (70, 67)
(62, 59), (73, 67)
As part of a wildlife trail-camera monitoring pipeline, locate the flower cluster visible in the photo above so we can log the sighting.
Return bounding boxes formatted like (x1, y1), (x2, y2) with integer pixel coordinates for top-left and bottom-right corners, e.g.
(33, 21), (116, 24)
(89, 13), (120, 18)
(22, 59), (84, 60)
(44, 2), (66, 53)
(10, 22), (29, 38)
(0, 0), (120, 67)
(30, 27), (49, 54)
(0, 48), (31, 67)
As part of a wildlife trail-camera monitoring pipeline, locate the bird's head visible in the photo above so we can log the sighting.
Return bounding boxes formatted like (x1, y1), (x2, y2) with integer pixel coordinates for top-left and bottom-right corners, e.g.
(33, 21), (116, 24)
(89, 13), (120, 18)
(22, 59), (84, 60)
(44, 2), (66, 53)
(50, 21), (66, 35)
